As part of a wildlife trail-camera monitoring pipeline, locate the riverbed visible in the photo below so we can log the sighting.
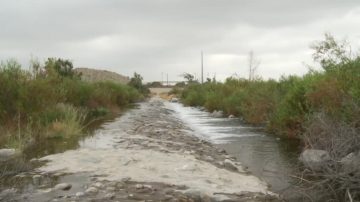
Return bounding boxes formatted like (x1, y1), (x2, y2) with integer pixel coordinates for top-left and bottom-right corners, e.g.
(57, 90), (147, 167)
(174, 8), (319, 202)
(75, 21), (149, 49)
(0, 98), (296, 201)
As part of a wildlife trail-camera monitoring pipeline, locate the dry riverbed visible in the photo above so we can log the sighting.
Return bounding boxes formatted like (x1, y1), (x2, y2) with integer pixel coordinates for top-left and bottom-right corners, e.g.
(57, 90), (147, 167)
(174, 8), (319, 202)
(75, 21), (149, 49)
(1, 98), (279, 202)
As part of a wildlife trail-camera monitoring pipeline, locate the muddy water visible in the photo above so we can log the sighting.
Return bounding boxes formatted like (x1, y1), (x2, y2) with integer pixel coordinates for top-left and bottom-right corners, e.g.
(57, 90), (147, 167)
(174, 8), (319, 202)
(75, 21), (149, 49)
(167, 102), (301, 195)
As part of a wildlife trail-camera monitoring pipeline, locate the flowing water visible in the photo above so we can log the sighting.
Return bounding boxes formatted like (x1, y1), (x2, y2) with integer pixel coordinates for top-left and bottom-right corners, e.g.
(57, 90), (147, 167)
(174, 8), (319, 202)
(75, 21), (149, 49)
(1, 100), (301, 201)
(167, 102), (301, 196)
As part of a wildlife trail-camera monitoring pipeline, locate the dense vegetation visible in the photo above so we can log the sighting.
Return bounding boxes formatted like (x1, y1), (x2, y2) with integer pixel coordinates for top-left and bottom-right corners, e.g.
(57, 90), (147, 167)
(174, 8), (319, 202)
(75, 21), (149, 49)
(181, 34), (360, 138)
(179, 34), (360, 200)
(0, 58), (145, 150)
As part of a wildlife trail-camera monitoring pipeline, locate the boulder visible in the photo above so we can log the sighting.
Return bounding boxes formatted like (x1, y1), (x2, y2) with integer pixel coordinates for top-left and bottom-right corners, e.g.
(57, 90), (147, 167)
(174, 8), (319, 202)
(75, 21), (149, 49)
(299, 149), (330, 171)
(0, 149), (17, 161)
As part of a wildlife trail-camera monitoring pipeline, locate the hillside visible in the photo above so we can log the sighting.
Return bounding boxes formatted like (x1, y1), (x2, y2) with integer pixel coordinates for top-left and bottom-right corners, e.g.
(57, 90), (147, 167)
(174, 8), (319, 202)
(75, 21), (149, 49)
(75, 67), (130, 84)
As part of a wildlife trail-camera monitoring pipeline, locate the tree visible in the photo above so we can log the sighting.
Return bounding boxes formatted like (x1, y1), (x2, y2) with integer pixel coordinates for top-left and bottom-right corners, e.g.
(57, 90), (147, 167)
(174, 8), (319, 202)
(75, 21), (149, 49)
(44, 58), (80, 79)
(311, 33), (352, 72)
(128, 72), (149, 95)
(181, 72), (199, 84)
(248, 51), (261, 81)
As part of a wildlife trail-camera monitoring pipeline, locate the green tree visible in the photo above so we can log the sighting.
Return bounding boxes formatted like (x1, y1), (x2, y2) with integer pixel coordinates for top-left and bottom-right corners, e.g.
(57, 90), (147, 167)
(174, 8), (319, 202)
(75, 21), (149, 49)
(128, 72), (149, 95)
(311, 33), (352, 71)
(44, 58), (80, 78)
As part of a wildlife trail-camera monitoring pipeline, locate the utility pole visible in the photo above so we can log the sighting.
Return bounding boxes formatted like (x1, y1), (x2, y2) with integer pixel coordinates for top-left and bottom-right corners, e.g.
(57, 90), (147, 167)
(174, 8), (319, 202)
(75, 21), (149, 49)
(166, 73), (169, 86)
(161, 72), (163, 85)
(201, 51), (204, 84)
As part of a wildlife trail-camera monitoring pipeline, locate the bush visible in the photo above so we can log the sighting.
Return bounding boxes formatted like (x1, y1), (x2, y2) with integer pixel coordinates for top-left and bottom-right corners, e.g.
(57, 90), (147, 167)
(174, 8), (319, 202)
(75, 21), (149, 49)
(0, 58), (144, 149)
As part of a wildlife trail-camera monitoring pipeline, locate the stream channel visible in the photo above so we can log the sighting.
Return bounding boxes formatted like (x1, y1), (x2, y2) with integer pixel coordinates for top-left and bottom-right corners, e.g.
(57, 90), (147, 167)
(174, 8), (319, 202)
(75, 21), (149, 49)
(0, 99), (301, 201)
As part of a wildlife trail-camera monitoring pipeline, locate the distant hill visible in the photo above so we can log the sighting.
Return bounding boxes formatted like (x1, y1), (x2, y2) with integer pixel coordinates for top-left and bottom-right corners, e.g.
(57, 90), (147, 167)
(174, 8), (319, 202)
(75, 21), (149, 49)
(74, 68), (130, 84)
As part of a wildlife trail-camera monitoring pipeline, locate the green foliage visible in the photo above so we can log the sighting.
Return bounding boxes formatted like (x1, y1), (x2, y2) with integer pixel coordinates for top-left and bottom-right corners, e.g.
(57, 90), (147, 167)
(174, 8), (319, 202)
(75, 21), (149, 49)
(0, 58), (143, 149)
(128, 72), (150, 95)
(44, 58), (81, 79)
(181, 34), (360, 139)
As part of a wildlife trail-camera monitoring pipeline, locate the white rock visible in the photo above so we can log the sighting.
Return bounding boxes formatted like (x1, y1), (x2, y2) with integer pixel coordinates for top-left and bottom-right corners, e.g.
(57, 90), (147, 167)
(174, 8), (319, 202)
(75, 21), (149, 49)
(54, 183), (72, 191)
(299, 149), (330, 171)
(228, 114), (235, 118)
(85, 187), (98, 194)
(75, 192), (85, 197)
(340, 152), (360, 173)
(106, 186), (116, 191)
(105, 193), (115, 199)
(0, 149), (17, 161)
(135, 184), (144, 189)
(224, 159), (238, 171)
(211, 110), (223, 118)
(93, 182), (104, 188)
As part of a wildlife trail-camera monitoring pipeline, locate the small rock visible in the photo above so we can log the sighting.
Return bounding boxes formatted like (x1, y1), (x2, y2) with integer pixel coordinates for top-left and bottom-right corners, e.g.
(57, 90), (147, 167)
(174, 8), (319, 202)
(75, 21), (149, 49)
(75, 192), (85, 197)
(164, 195), (173, 200)
(210, 110), (223, 118)
(106, 186), (116, 191)
(184, 189), (201, 201)
(340, 152), (360, 173)
(105, 193), (115, 199)
(228, 114), (235, 118)
(204, 156), (214, 162)
(85, 187), (98, 194)
(217, 149), (226, 154)
(93, 182), (104, 188)
(32, 175), (42, 185)
(135, 184), (144, 189)
(54, 183), (72, 191)
(0, 149), (17, 161)
(121, 177), (131, 182)
(224, 159), (238, 171)
(299, 149), (330, 171)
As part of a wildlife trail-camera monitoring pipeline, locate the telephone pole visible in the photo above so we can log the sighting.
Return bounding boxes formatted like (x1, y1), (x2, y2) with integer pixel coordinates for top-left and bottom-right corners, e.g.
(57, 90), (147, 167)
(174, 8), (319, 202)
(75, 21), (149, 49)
(166, 73), (169, 86)
(201, 51), (204, 84)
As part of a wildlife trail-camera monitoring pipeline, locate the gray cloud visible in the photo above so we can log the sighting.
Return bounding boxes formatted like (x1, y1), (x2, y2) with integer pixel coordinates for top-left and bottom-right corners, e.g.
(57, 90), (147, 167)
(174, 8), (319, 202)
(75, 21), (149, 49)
(1, 0), (360, 81)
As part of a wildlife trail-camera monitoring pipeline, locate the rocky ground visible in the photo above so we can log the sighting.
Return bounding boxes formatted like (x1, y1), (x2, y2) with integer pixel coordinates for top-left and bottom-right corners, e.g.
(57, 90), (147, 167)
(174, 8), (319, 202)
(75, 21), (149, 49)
(0, 98), (280, 202)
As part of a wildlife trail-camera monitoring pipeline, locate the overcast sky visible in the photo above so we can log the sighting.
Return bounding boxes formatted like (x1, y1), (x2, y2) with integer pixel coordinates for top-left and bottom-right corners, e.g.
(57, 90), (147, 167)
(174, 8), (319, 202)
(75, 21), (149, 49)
(1, 0), (360, 82)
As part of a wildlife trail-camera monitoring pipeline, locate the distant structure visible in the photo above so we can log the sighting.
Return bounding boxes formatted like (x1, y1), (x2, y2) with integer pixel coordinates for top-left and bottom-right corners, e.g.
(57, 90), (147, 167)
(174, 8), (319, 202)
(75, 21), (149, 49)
(201, 51), (204, 84)
(74, 67), (130, 84)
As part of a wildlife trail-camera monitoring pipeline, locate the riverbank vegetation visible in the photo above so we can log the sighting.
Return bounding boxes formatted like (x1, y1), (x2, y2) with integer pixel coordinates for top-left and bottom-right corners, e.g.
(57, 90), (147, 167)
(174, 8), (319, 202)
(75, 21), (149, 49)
(0, 58), (146, 151)
(178, 34), (360, 200)
(180, 34), (359, 138)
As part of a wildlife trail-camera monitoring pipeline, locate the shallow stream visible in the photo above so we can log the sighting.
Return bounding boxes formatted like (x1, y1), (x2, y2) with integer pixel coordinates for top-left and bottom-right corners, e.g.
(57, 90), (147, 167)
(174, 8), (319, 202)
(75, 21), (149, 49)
(167, 102), (301, 196)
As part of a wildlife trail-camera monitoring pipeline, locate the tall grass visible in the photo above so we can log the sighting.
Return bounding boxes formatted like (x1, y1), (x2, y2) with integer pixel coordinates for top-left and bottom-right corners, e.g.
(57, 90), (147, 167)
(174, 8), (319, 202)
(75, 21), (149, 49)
(180, 35), (360, 140)
(0, 58), (144, 150)
(179, 34), (360, 200)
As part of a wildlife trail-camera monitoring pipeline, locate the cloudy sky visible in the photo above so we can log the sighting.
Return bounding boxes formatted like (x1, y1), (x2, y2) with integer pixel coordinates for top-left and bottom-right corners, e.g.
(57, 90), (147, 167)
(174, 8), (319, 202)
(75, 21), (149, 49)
(1, 0), (360, 82)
